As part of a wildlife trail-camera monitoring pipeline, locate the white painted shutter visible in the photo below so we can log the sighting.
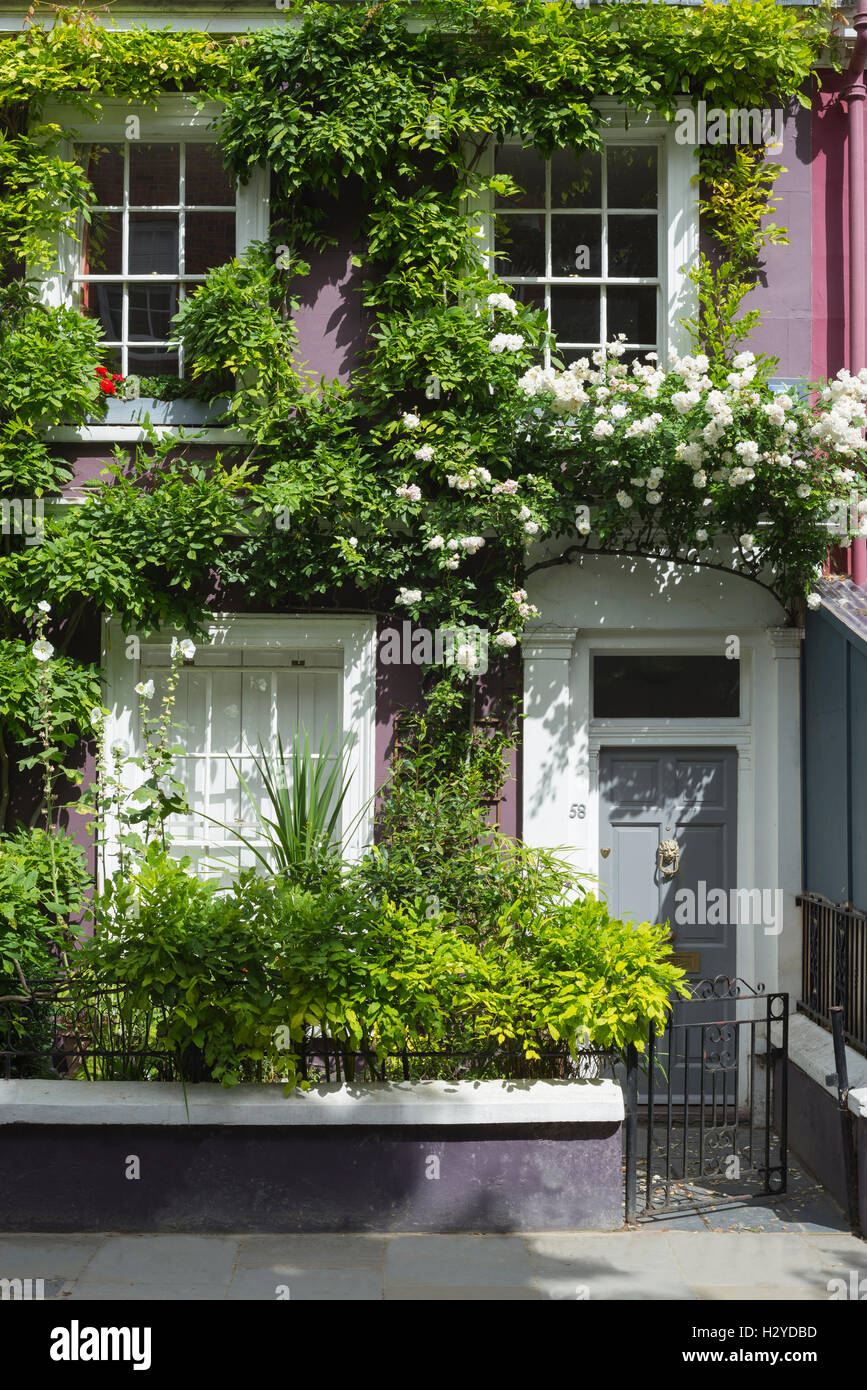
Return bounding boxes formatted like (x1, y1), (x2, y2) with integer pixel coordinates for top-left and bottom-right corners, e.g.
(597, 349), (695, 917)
(139, 645), (342, 881)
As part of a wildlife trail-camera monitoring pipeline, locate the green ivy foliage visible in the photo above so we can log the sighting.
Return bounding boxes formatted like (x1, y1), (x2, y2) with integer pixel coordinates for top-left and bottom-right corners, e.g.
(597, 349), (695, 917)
(0, 1), (842, 823)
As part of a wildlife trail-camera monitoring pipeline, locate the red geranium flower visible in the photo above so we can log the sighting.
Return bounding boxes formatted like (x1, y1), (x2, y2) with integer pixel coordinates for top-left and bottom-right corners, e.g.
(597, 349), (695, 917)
(95, 366), (109, 377)
(99, 380), (116, 396)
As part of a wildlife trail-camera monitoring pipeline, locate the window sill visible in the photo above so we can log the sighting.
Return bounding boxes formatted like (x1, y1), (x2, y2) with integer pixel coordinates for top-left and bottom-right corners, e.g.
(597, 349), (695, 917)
(43, 397), (245, 444)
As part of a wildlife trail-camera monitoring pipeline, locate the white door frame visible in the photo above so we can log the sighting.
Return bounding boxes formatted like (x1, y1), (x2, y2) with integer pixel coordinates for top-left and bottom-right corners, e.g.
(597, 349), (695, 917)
(521, 625), (803, 998)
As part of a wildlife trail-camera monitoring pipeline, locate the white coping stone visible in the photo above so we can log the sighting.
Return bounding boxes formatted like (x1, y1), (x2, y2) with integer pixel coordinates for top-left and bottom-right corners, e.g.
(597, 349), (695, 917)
(787, 1012), (867, 1099)
(847, 1087), (867, 1120)
(0, 1078), (624, 1127)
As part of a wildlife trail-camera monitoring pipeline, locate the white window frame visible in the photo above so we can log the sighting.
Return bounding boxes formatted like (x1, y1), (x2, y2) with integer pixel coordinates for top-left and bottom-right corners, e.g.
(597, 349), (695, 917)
(478, 102), (698, 363)
(100, 613), (376, 887)
(39, 96), (268, 442)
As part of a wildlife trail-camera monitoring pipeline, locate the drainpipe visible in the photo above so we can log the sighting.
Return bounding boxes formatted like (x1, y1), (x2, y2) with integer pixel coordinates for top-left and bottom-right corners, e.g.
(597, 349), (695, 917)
(845, 9), (867, 585)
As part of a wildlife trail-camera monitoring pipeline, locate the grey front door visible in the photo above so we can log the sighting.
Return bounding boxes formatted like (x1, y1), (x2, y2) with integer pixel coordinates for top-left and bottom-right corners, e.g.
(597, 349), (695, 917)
(598, 747), (738, 987)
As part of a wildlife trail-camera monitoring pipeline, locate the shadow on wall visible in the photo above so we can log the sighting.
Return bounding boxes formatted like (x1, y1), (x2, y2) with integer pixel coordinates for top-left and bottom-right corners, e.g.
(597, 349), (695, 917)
(291, 195), (373, 383)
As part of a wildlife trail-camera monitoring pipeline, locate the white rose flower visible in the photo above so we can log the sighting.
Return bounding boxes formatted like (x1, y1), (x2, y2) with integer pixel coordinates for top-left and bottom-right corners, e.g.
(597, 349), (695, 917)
(427, 535), (445, 550)
(796, 484), (811, 499)
(695, 528), (709, 543)
(692, 471), (707, 488)
(646, 491), (662, 505)
(487, 292), (519, 315)
(413, 446), (434, 464)
(397, 587), (422, 605)
(616, 491), (632, 509)
(739, 533), (756, 550)
(806, 592), (821, 610)
(443, 557), (460, 570)
(524, 521), (540, 535)
(494, 631), (518, 648)
(592, 419), (615, 439)
(455, 643), (480, 671)
(397, 482), (423, 501)
(348, 536), (358, 548)
(402, 412), (421, 430)
(489, 333), (524, 353)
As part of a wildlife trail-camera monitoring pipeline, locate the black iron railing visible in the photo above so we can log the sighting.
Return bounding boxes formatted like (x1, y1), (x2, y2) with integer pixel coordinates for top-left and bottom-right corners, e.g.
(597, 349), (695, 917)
(797, 893), (867, 1055)
(0, 978), (615, 1084)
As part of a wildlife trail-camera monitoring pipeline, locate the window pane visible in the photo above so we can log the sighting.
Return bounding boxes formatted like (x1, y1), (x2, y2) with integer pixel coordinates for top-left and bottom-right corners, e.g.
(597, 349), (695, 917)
(551, 214), (601, 277)
(552, 285), (600, 343)
(510, 283), (546, 313)
(129, 143), (179, 204)
(593, 656), (740, 718)
(607, 145), (658, 209)
(83, 283), (122, 341)
(494, 213), (544, 276)
(85, 211), (123, 275)
(493, 145), (545, 207)
(129, 213), (179, 274)
(128, 282), (179, 341)
(551, 148), (601, 207)
(608, 215), (658, 276)
(185, 211), (236, 274)
(128, 342), (180, 376)
(83, 143), (124, 205)
(607, 285), (657, 343)
(185, 143), (235, 205)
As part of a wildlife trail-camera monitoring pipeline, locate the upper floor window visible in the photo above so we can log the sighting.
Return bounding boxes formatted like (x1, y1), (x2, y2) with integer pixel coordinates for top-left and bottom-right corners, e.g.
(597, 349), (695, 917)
(76, 139), (237, 378)
(40, 98), (270, 394)
(491, 131), (672, 366)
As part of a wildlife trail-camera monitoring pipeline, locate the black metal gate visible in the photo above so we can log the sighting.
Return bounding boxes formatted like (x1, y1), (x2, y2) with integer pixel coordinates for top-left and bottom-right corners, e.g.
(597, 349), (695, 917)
(625, 977), (788, 1220)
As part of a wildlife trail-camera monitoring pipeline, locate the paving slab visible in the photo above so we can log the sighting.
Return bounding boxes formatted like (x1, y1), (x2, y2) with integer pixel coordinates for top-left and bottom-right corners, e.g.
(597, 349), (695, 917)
(234, 1234), (385, 1271)
(63, 1282), (230, 1301)
(0, 1233), (106, 1280)
(386, 1283), (540, 1301)
(663, 1232), (831, 1291)
(383, 1234), (533, 1289)
(78, 1234), (240, 1290)
(226, 1267), (382, 1300)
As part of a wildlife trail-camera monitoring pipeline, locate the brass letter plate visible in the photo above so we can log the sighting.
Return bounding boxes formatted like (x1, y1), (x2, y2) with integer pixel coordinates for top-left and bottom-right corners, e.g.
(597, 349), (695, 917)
(669, 951), (700, 973)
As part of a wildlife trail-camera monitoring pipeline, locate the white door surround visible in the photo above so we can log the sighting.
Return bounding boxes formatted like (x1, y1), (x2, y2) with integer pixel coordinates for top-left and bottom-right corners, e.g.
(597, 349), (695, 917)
(521, 621), (803, 1000)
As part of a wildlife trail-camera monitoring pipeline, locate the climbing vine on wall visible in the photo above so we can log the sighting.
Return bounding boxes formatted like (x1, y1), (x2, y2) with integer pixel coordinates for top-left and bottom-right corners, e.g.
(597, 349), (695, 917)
(0, 0), (850, 812)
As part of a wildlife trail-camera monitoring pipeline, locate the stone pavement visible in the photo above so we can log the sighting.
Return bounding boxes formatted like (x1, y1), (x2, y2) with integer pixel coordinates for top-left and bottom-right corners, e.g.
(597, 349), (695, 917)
(1, 1225), (865, 1301)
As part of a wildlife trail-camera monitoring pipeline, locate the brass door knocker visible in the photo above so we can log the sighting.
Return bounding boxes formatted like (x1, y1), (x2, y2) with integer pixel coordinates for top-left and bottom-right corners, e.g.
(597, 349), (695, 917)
(657, 838), (680, 876)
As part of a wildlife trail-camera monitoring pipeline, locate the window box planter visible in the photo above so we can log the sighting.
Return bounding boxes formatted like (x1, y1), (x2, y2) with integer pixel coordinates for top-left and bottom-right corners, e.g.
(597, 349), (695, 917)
(88, 397), (230, 428)
(0, 1077), (625, 1233)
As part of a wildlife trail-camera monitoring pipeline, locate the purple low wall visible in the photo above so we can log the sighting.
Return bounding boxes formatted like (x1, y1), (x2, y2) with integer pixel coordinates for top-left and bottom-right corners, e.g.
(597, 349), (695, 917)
(0, 1121), (622, 1233)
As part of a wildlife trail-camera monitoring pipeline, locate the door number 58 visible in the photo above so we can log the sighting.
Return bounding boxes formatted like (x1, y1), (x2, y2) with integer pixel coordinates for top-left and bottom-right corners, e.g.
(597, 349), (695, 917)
(569, 803), (586, 819)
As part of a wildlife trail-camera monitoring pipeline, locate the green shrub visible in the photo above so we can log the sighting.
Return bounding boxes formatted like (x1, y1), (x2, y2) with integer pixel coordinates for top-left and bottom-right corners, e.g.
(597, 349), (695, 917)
(82, 846), (281, 1086)
(0, 827), (90, 988)
(81, 852), (685, 1086)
